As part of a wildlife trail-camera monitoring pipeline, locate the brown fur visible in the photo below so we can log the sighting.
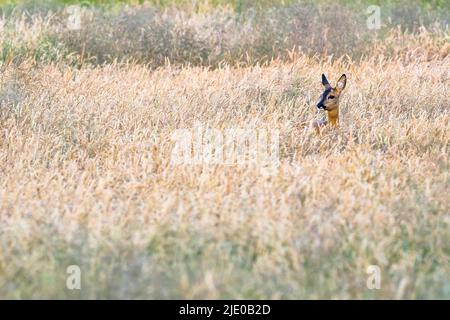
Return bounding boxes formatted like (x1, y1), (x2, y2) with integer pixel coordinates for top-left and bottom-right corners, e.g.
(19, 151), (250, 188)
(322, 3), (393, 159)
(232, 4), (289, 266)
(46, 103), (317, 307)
(311, 74), (347, 133)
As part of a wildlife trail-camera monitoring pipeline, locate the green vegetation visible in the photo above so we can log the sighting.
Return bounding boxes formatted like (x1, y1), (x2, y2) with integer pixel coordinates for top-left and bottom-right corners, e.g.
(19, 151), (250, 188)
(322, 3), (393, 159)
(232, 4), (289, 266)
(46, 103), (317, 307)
(0, 1), (447, 67)
(0, 0), (449, 11)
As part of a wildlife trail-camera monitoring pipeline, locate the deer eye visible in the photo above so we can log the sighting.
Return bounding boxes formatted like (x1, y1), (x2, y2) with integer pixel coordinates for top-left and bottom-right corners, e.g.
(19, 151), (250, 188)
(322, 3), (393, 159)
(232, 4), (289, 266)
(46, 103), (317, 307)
(328, 95), (335, 99)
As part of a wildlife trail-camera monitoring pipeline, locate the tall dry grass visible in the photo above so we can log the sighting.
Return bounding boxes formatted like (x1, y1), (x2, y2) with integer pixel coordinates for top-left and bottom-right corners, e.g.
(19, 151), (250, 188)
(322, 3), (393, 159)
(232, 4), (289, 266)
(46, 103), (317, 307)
(0, 3), (449, 299)
(0, 2), (448, 66)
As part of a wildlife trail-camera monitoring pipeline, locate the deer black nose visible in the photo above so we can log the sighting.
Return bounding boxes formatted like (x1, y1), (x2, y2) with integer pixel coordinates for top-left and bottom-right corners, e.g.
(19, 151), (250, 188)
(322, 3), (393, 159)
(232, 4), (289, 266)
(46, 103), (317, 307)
(317, 103), (325, 109)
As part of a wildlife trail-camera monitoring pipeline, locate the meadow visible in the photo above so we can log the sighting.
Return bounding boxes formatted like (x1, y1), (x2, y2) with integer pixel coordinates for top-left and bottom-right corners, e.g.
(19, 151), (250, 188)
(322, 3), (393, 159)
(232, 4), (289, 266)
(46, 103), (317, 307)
(0, 0), (448, 299)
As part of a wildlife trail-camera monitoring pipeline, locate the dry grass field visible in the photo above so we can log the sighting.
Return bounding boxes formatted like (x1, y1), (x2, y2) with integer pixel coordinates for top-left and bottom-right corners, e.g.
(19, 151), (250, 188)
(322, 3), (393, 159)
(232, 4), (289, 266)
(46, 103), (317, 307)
(0, 1), (449, 299)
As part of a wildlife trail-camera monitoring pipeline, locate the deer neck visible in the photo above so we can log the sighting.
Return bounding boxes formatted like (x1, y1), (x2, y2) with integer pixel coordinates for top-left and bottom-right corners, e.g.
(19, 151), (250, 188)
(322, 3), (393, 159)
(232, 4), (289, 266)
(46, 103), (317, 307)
(327, 108), (339, 126)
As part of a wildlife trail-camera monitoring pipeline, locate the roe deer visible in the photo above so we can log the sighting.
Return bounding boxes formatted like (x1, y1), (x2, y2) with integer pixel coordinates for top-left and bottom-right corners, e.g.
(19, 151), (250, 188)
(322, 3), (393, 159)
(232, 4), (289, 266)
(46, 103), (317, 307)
(312, 73), (347, 133)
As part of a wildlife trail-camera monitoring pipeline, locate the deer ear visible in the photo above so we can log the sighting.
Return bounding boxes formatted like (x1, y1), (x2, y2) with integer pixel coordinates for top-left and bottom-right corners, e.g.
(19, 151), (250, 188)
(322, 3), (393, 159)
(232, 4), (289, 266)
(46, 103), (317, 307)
(322, 74), (331, 89)
(336, 74), (347, 92)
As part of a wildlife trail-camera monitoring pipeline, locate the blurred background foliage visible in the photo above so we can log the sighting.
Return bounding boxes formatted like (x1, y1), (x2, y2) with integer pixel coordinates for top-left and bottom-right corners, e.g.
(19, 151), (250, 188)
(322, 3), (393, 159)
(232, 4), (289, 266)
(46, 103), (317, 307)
(0, 0), (448, 12)
(0, 0), (447, 67)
